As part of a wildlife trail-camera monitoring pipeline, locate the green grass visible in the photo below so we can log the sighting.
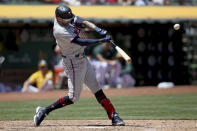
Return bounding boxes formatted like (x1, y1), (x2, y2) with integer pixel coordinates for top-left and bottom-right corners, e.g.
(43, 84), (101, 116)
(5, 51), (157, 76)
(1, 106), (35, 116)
(0, 93), (197, 120)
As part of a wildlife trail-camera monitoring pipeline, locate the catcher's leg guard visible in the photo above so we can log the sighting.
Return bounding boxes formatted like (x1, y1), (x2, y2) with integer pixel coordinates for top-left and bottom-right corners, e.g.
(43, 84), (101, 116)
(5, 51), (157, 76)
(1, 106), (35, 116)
(45, 96), (73, 114)
(95, 90), (115, 119)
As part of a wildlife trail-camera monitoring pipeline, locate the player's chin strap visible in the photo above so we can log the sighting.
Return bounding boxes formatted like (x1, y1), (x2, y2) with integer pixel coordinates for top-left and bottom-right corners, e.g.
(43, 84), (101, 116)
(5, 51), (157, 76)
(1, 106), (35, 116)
(95, 90), (115, 119)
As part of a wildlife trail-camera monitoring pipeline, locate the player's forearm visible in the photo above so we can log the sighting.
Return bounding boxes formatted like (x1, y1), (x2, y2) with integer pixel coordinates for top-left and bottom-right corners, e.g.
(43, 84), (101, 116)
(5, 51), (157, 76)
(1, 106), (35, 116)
(22, 80), (30, 92)
(83, 21), (107, 37)
(96, 54), (113, 64)
(83, 21), (97, 30)
(72, 38), (103, 46)
(72, 36), (110, 46)
(97, 55), (107, 62)
(40, 78), (50, 90)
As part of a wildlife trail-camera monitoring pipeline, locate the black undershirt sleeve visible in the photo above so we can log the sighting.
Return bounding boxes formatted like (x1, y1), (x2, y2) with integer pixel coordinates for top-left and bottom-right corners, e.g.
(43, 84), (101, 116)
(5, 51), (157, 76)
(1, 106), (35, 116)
(71, 36), (108, 46)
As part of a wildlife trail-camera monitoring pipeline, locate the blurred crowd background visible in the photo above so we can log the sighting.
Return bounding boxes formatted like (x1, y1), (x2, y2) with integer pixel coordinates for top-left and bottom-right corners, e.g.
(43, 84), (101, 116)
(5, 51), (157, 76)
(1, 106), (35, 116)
(0, 0), (197, 92)
(0, 0), (196, 6)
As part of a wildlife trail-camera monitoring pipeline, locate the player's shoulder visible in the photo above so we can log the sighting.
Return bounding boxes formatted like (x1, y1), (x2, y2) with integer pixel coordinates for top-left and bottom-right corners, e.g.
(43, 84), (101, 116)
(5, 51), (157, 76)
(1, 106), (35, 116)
(46, 70), (53, 79)
(34, 70), (42, 75)
(53, 19), (67, 34)
(93, 44), (103, 53)
(95, 44), (103, 50)
(30, 70), (41, 78)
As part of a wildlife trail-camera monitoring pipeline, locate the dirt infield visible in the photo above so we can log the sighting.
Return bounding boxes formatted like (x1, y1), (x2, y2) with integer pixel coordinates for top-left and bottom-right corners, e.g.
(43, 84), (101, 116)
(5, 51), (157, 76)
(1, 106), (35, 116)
(0, 120), (197, 131)
(0, 85), (197, 102)
(1, 85), (197, 131)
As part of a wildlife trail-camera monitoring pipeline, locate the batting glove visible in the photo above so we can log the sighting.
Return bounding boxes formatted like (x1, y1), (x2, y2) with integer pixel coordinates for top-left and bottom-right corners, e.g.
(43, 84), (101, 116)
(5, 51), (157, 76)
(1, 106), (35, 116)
(103, 35), (111, 42)
(94, 27), (107, 37)
(98, 35), (111, 43)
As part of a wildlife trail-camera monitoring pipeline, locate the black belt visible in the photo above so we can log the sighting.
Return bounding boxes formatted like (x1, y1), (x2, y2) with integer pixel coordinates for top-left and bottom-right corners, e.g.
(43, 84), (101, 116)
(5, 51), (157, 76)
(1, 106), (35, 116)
(62, 53), (85, 58)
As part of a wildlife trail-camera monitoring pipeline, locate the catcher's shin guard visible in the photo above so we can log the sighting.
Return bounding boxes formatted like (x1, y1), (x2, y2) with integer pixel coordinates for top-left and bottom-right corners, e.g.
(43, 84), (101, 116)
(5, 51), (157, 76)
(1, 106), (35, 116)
(95, 90), (115, 119)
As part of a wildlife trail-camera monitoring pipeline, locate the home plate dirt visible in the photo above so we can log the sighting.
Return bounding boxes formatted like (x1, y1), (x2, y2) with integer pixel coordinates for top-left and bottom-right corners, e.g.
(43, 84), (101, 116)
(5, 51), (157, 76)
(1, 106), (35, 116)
(0, 120), (197, 131)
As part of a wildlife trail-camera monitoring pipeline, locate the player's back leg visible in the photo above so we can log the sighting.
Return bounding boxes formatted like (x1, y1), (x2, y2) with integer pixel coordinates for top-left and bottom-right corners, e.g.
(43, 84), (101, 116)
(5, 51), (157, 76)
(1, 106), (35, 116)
(84, 58), (125, 126)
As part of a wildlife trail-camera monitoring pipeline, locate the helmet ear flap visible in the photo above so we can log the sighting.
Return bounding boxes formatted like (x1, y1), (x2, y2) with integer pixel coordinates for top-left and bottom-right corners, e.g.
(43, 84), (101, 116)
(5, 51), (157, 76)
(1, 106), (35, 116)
(56, 17), (62, 23)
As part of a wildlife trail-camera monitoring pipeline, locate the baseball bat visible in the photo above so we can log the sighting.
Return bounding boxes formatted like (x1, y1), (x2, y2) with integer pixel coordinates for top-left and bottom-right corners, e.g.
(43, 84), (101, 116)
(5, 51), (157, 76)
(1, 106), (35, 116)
(110, 40), (132, 63)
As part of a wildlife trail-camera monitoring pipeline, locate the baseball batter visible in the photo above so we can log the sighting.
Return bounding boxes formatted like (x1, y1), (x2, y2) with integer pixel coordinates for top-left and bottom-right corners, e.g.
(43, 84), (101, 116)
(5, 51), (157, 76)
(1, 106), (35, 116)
(34, 4), (125, 126)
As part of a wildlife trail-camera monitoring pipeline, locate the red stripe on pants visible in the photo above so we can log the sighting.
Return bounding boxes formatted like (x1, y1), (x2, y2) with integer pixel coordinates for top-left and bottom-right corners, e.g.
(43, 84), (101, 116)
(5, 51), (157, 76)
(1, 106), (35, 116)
(59, 98), (63, 105)
(62, 97), (66, 106)
(70, 59), (75, 100)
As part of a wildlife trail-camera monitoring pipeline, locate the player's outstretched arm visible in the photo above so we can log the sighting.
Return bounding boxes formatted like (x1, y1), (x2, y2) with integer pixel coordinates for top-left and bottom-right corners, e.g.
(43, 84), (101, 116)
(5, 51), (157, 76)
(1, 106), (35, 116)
(82, 21), (107, 37)
(22, 79), (33, 92)
(71, 35), (111, 46)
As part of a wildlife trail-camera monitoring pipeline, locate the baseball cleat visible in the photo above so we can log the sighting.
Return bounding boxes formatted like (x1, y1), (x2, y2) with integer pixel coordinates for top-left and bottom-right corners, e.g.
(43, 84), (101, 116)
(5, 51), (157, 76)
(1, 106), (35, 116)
(112, 112), (125, 126)
(34, 106), (47, 126)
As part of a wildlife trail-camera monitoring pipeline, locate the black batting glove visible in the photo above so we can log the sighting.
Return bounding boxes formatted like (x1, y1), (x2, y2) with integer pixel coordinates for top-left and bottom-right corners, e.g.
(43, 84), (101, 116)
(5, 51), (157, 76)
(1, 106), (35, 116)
(104, 35), (111, 41)
(99, 29), (107, 37)
(94, 27), (107, 37)
(99, 35), (111, 43)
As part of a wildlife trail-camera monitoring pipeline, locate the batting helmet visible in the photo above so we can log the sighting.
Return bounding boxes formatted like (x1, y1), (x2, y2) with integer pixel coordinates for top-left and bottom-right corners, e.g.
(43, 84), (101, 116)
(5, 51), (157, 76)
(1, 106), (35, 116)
(55, 4), (75, 20)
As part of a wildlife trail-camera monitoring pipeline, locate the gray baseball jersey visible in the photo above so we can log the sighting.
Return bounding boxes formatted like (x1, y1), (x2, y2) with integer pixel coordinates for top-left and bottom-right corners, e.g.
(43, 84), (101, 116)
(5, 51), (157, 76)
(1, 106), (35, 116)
(53, 17), (85, 56)
(53, 17), (101, 102)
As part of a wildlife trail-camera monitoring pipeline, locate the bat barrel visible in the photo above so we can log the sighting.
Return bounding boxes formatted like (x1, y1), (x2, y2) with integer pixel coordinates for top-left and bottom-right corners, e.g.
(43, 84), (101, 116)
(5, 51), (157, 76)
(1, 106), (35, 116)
(109, 40), (131, 63)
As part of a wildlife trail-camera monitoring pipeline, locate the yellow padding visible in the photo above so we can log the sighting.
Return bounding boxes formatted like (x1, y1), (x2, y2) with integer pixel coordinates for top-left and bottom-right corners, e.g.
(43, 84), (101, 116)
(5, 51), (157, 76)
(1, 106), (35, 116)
(0, 5), (197, 19)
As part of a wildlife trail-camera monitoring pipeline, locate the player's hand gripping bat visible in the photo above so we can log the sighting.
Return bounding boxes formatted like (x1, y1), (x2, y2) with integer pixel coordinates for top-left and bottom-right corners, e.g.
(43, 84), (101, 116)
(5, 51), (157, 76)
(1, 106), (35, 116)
(82, 21), (131, 62)
(110, 40), (132, 63)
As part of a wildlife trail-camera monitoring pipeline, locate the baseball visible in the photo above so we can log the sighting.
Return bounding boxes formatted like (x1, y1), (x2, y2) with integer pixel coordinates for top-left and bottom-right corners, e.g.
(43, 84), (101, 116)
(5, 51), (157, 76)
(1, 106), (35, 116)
(174, 24), (180, 30)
